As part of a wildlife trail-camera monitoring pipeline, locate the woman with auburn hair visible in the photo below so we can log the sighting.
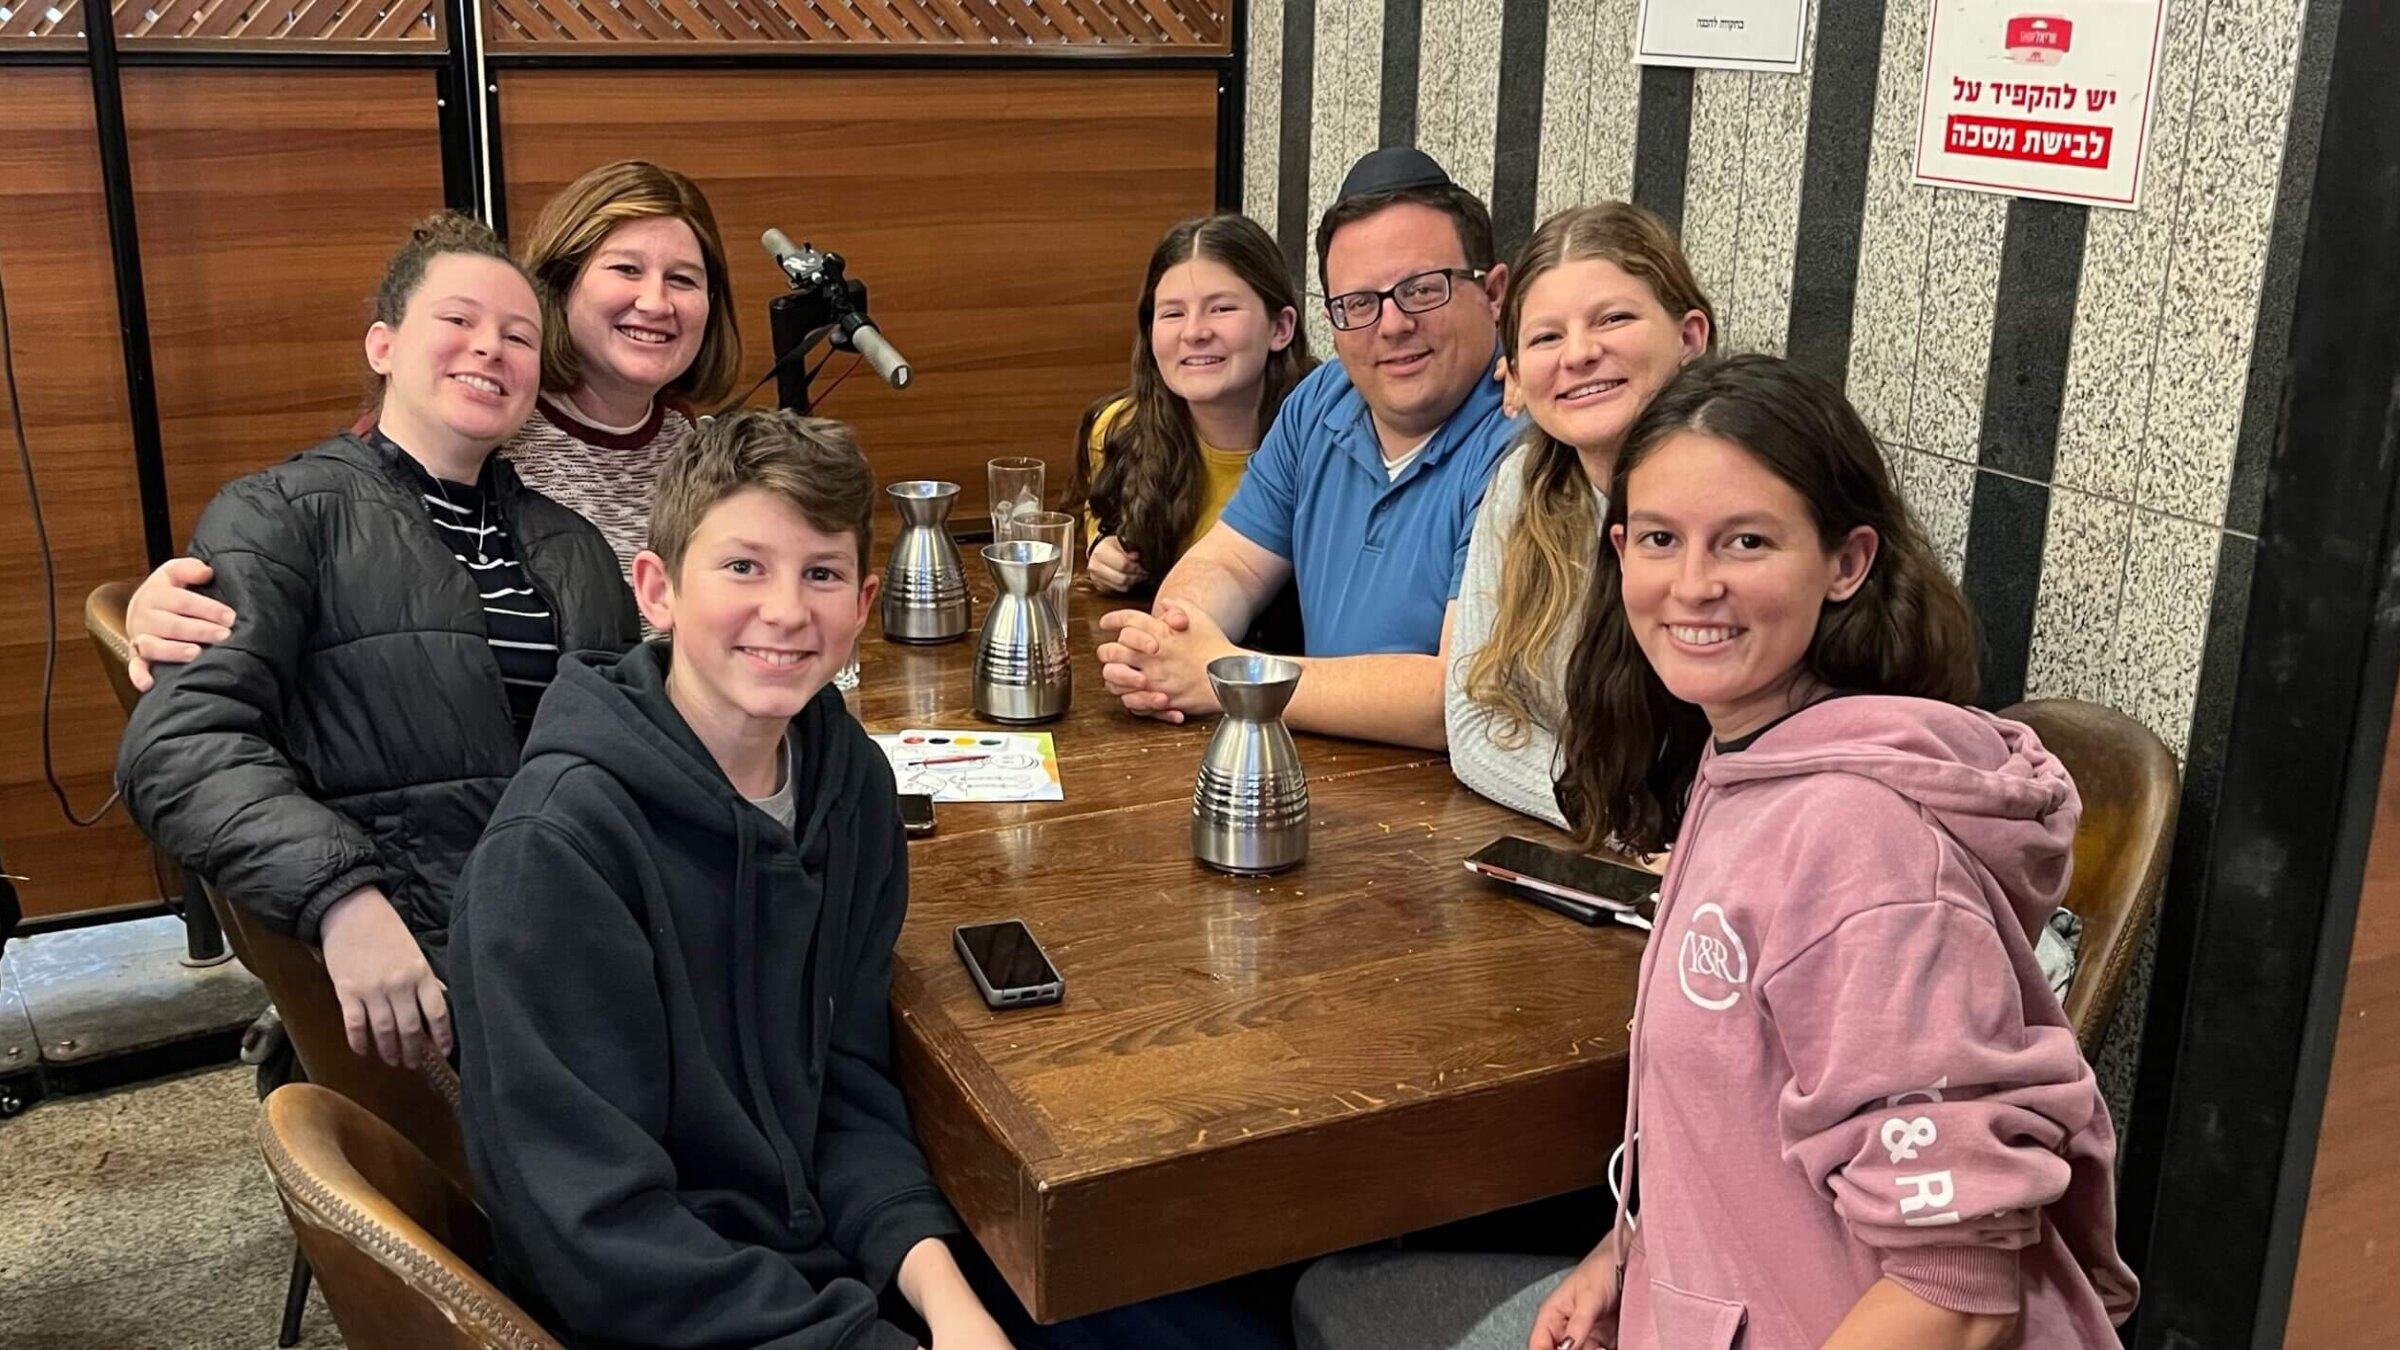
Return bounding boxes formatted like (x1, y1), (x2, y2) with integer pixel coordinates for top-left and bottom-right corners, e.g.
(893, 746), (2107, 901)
(1296, 356), (2134, 1350)
(509, 157), (741, 579)
(1446, 202), (1712, 827)
(1070, 213), (1312, 643)
(123, 160), (741, 682)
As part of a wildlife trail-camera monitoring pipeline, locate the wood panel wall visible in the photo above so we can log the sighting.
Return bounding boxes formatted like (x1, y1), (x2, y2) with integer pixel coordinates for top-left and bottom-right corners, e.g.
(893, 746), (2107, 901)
(6, 62), (1207, 919)
(2284, 682), (2400, 1346)
(121, 69), (448, 540)
(0, 68), (446, 920)
(0, 70), (156, 921)
(495, 66), (1218, 518)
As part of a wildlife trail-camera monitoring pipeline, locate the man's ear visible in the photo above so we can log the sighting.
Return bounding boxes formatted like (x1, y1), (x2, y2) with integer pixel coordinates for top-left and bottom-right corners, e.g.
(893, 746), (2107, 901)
(1481, 262), (1511, 316)
(631, 549), (677, 634)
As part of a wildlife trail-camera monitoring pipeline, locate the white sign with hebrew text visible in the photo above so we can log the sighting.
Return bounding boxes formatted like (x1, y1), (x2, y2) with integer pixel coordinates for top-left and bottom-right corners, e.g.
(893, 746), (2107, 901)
(1912, 0), (2168, 209)
(1635, 0), (1810, 74)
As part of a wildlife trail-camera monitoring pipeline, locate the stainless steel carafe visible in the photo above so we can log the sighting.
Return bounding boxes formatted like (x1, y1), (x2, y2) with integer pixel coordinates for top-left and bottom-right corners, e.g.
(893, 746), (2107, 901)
(1191, 654), (1309, 875)
(971, 540), (1072, 724)
(881, 481), (970, 644)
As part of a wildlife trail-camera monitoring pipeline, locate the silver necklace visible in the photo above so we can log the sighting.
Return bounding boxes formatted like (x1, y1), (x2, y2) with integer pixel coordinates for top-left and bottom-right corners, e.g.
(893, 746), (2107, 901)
(431, 474), (491, 566)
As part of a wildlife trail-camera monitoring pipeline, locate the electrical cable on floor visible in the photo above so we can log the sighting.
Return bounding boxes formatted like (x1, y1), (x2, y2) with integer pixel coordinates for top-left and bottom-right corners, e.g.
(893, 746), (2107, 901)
(2, 252), (124, 829)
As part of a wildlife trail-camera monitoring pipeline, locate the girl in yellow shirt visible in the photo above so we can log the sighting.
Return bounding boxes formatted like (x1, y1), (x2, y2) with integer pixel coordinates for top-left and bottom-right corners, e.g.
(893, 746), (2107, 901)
(1071, 214), (1313, 595)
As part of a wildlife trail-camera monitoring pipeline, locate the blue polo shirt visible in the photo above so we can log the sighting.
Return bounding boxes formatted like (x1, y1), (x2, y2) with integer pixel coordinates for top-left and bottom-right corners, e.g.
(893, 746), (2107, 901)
(1218, 357), (1518, 657)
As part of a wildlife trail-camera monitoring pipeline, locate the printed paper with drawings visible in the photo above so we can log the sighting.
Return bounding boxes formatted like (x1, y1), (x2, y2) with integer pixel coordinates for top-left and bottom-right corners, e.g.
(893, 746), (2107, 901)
(874, 729), (1064, 802)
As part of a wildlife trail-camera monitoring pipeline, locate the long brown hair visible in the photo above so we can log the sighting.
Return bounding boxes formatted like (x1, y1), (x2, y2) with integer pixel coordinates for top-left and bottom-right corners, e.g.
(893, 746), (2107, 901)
(1464, 202), (1715, 747)
(1555, 354), (1980, 855)
(1070, 214), (1314, 575)
(518, 160), (742, 408)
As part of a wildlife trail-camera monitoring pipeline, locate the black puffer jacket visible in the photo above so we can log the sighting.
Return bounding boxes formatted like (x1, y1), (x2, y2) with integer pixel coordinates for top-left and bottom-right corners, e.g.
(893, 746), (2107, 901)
(117, 433), (638, 969)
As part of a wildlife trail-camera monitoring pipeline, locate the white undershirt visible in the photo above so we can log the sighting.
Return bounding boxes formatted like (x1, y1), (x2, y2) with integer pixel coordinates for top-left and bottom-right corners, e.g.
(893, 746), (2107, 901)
(558, 392), (656, 438)
(1383, 436), (1432, 481)
(745, 740), (795, 832)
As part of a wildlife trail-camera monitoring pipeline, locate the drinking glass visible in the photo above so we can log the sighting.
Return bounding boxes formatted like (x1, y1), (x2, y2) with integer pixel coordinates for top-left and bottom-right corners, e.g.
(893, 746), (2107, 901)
(1007, 510), (1076, 625)
(987, 456), (1046, 539)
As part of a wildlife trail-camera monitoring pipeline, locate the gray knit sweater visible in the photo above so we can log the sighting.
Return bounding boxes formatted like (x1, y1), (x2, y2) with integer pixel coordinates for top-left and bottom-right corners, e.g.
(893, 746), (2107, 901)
(1444, 440), (1597, 829)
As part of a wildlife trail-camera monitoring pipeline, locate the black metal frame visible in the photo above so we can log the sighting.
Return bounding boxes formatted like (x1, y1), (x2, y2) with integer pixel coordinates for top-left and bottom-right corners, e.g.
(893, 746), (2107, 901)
(484, 48), (1237, 70)
(438, 0), (489, 216)
(12, 899), (174, 936)
(2125, 0), (2400, 1342)
(80, 14), (175, 568)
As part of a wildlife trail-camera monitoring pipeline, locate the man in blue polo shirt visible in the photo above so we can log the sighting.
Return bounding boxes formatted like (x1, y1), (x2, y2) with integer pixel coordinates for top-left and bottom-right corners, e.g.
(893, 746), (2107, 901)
(1096, 148), (1518, 749)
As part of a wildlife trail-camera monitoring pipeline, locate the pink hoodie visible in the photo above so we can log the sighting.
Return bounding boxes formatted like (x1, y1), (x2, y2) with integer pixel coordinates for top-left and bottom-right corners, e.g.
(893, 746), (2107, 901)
(1605, 695), (2137, 1349)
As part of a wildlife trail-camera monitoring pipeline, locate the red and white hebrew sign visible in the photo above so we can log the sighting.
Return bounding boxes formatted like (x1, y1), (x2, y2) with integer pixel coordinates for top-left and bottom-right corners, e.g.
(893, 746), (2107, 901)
(1913, 1), (2167, 209)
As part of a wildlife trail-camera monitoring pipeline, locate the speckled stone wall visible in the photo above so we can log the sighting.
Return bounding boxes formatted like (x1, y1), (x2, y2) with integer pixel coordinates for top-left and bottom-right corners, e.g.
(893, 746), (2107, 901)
(1238, 0), (2339, 1128)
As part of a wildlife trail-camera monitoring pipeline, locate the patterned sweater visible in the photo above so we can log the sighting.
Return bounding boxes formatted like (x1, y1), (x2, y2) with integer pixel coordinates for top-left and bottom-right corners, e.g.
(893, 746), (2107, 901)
(501, 397), (694, 586)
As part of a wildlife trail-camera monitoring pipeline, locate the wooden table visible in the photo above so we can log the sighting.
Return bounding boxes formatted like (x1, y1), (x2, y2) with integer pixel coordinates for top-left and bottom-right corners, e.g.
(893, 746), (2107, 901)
(851, 580), (1641, 1322)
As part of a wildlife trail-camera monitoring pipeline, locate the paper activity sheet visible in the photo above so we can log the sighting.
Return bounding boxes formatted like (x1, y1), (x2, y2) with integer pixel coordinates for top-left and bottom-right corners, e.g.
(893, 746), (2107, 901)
(874, 729), (1064, 802)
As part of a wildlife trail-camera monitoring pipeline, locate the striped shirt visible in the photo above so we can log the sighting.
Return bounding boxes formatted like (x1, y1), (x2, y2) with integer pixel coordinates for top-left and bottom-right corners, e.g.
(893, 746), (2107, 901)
(378, 428), (563, 730)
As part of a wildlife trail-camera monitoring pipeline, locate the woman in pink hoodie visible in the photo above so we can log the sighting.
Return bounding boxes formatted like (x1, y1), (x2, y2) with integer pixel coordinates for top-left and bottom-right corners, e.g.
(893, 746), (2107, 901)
(1517, 353), (2136, 1349)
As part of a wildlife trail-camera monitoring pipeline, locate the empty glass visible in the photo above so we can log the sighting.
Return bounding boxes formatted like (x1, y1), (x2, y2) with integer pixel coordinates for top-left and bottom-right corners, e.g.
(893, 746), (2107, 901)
(987, 456), (1046, 539)
(1005, 509), (1075, 624)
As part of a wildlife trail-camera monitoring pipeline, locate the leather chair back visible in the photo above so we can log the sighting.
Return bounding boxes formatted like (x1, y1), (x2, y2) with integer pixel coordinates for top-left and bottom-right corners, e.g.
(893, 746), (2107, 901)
(83, 581), (147, 717)
(2003, 699), (2180, 1053)
(85, 581), (197, 910)
(209, 884), (475, 1193)
(259, 1083), (559, 1350)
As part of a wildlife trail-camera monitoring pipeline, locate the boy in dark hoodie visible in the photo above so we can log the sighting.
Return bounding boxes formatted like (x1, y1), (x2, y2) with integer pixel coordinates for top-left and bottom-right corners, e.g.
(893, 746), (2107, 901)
(448, 410), (1012, 1350)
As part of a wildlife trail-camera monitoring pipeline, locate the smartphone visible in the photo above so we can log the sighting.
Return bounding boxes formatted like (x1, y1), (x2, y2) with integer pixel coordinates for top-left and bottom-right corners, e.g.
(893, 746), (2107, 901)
(1464, 837), (1659, 930)
(953, 919), (1064, 1009)
(900, 793), (936, 837)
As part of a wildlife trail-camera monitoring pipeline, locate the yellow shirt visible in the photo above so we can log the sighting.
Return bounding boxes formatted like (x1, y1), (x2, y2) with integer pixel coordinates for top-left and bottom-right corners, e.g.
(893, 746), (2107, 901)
(1083, 398), (1253, 555)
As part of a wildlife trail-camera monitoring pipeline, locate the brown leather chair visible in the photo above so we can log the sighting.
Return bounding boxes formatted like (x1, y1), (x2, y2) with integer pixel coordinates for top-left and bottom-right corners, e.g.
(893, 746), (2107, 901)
(83, 580), (231, 966)
(259, 1083), (560, 1350)
(86, 581), (470, 1187)
(2002, 699), (2180, 1054)
(211, 883), (474, 1192)
(82, 580), (148, 721)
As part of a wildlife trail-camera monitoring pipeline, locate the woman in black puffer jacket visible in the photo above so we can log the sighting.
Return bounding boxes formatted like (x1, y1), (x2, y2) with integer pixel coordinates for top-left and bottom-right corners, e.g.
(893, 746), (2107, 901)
(119, 213), (636, 1070)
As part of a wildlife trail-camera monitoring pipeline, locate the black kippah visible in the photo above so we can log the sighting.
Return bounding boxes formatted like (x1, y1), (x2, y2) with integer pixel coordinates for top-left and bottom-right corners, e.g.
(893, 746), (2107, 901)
(1336, 146), (1455, 200)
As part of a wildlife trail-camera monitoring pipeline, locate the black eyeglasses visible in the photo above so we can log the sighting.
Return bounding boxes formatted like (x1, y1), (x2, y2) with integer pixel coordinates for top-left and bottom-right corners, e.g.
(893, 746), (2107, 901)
(1321, 268), (1489, 332)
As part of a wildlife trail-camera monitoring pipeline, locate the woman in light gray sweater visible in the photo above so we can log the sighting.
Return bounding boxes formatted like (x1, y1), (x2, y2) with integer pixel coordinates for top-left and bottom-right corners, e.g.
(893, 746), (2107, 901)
(1446, 204), (1713, 827)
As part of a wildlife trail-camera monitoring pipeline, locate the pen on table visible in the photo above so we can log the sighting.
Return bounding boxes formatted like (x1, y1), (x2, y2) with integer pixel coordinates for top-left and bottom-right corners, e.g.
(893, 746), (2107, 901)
(908, 753), (989, 767)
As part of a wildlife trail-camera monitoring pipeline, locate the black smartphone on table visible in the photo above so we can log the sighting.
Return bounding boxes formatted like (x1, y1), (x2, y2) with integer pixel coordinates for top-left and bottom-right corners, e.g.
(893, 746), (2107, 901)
(900, 793), (936, 837)
(953, 919), (1064, 1009)
(1464, 836), (1660, 930)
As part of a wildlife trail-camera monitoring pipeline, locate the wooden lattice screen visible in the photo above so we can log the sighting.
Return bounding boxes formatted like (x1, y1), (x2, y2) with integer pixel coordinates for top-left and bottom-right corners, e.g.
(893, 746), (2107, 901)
(0, 0), (439, 42)
(482, 0), (1228, 49)
(3, 0), (1225, 46)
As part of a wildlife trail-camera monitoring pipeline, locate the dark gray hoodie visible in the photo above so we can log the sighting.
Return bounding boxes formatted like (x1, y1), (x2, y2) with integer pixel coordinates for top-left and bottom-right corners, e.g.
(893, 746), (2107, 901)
(450, 641), (956, 1350)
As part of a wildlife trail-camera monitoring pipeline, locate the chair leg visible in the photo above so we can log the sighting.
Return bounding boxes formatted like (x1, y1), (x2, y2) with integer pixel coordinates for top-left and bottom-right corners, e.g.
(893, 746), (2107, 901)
(279, 1246), (312, 1347)
(175, 868), (231, 968)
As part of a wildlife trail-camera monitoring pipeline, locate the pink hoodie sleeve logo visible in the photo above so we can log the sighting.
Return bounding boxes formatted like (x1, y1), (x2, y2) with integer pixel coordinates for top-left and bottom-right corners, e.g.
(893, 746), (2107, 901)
(1676, 902), (1751, 1011)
